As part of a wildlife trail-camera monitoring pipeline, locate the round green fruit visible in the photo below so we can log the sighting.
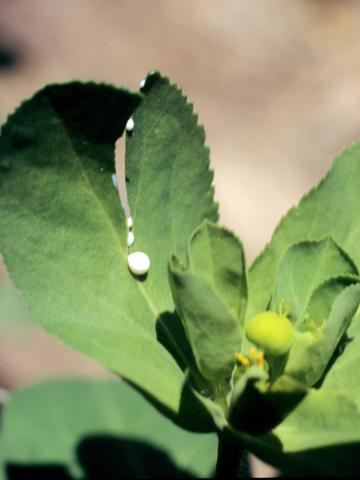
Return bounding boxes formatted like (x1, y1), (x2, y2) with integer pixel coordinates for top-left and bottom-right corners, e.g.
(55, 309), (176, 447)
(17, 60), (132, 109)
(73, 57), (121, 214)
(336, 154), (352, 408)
(245, 311), (294, 357)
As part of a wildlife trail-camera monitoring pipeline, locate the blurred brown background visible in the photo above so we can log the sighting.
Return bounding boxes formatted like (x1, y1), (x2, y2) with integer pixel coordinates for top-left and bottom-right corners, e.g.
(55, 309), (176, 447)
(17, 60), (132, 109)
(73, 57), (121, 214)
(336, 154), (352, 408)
(1, 0), (360, 475)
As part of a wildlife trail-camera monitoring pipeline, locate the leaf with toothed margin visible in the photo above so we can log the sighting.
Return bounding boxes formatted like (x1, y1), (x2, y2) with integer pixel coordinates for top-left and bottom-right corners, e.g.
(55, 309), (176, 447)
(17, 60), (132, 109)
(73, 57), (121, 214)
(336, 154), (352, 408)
(126, 71), (218, 312)
(247, 141), (360, 321)
(236, 142), (360, 474)
(0, 75), (218, 431)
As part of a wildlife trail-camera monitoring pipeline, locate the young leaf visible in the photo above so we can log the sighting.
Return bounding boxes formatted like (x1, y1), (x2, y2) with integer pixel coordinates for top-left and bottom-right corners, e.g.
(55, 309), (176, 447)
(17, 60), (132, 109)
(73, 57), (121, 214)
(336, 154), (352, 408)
(284, 281), (360, 386)
(271, 238), (357, 324)
(248, 143), (360, 320)
(320, 310), (360, 394)
(169, 259), (242, 385)
(0, 379), (217, 479)
(188, 221), (247, 324)
(305, 275), (358, 327)
(0, 76), (217, 425)
(168, 222), (245, 385)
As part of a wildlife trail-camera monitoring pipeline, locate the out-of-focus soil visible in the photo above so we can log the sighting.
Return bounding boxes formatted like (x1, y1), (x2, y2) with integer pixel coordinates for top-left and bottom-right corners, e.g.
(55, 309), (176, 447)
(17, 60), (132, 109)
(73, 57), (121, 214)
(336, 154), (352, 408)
(1, 1), (360, 475)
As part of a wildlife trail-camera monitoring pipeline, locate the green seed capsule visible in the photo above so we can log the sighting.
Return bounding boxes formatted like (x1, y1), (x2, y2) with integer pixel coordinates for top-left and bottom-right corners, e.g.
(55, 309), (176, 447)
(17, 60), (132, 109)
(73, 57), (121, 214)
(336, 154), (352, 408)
(245, 311), (294, 357)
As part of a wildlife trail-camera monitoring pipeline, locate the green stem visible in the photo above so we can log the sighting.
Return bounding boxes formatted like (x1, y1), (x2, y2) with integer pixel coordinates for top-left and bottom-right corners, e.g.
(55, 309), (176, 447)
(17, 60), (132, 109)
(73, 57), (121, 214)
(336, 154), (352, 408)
(215, 430), (244, 478)
(214, 394), (229, 417)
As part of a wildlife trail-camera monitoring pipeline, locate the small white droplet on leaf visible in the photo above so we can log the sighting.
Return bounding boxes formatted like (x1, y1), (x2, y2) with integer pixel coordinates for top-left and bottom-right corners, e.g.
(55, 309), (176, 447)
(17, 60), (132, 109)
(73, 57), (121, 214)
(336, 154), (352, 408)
(127, 216), (133, 229)
(139, 79), (146, 89)
(128, 251), (150, 276)
(127, 231), (135, 246)
(126, 117), (134, 132)
(111, 173), (118, 190)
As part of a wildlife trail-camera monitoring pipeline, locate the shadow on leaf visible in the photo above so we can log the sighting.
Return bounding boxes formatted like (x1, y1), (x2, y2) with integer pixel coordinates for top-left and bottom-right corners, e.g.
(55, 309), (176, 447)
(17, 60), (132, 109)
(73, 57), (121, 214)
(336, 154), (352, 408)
(6, 434), (193, 479)
(125, 373), (215, 433)
(6, 464), (72, 480)
(230, 380), (306, 435)
(156, 311), (210, 393)
(156, 311), (196, 374)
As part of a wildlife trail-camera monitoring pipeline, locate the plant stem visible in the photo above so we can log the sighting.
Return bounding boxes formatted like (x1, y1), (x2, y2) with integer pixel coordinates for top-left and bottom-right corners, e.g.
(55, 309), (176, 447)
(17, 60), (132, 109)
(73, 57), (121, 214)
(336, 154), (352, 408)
(215, 430), (244, 478)
(214, 394), (229, 417)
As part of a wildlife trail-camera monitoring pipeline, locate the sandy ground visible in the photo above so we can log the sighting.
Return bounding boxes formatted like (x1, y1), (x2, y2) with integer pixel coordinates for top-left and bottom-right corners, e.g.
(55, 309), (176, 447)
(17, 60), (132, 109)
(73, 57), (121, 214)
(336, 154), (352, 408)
(1, 1), (360, 476)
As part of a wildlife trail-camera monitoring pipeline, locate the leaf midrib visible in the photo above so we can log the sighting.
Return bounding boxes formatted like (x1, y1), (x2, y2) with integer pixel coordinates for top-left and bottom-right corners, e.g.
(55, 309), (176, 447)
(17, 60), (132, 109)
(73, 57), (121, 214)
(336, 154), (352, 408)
(47, 94), (190, 373)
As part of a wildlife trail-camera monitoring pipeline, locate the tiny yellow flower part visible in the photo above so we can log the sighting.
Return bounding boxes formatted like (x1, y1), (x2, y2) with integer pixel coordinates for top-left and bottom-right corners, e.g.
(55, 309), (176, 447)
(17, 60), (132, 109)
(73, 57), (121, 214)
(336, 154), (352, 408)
(241, 357), (250, 367)
(246, 311), (294, 357)
(249, 346), (257, 361)
(235, 352), (250, 367)
(257, 350), (264, 367)
(235, 352), (244, 363)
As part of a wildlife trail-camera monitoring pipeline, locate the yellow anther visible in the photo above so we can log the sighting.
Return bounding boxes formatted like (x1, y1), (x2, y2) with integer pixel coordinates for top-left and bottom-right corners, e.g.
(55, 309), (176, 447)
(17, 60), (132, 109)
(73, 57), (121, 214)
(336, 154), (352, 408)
(249, 346), (257, 360)
(235, 352), (250, 368)
(235, 352), (244, 364)
(253, 350), (264, 368)
(240, 357), (250, 367)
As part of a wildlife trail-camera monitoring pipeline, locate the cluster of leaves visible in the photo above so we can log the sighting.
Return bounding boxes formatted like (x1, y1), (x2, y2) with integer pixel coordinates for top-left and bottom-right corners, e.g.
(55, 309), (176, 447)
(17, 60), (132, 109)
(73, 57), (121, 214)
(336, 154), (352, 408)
(1, 71), (360, 477)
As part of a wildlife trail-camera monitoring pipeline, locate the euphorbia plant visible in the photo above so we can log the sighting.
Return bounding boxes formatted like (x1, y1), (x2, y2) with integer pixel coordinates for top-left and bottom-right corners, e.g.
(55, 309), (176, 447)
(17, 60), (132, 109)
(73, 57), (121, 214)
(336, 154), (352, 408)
(1, 71), (360, 477)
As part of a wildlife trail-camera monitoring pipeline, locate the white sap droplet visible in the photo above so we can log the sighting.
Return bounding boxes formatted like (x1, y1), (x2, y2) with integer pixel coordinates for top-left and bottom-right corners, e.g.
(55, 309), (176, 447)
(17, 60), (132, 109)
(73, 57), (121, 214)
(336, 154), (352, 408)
(128, 251), (150, 276)
(139, 79), (146, 89)
(126, 117), (134, 132)
(127, 231), (135, 246)
(111, 173), (118, 190)
(127, 216), (133, 229)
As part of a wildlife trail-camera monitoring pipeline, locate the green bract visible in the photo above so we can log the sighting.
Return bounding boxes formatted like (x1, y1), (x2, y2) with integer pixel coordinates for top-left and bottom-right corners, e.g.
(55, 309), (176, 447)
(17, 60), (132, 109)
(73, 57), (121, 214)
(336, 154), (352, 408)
(246, 311), (294, 357)
(1, 71), (360, 476)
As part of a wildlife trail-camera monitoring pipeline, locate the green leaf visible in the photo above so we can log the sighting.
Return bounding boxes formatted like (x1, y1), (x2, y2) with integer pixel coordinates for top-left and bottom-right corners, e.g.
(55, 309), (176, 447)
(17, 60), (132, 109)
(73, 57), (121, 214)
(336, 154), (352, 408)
(0, 76), (217, 426)
(271, 238), (357, 323)
(320, 314), (360, 394)
(248, 142), (360, 320)
(284, 282), (360, 387)
(234, 389), (360, 475)
(125, 72), (218, 312)
(168, 222), (245, 385)
(306, 275), (358, 327)
(169, 260), (242, 385)
(187, 221), (247, 324)
(0, 379), (217, 479)
(239, 145), (360, 474)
